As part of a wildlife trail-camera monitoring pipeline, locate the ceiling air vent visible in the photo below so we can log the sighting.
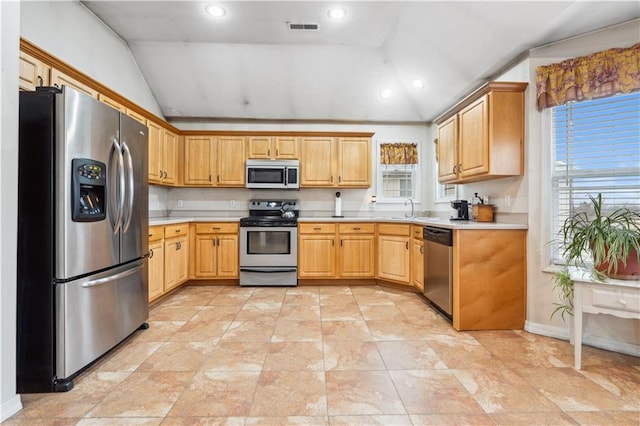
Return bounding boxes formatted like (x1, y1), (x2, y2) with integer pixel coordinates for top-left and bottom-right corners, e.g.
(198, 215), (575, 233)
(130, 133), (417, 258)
(288, 23), (319, 31)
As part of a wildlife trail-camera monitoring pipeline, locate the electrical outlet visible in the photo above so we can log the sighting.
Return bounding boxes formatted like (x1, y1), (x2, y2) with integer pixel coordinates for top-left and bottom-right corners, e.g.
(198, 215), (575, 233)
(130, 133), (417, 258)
(177, 200), (184, 208)
(504, 195), (511, 207)
(230, 200), (236, 208)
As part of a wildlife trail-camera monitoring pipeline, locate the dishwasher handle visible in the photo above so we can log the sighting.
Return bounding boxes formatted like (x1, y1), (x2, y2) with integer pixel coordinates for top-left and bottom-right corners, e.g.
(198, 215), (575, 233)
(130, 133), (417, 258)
(423, 226), (453, 246)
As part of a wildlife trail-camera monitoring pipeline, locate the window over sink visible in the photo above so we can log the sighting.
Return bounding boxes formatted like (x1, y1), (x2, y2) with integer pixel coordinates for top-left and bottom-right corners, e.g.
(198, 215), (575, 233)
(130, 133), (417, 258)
(376, 141), (421, 203)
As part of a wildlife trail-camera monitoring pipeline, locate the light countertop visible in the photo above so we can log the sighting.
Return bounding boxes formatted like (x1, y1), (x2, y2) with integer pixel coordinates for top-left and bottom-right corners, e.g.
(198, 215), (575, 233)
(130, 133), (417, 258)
(149, 216), (527, 230)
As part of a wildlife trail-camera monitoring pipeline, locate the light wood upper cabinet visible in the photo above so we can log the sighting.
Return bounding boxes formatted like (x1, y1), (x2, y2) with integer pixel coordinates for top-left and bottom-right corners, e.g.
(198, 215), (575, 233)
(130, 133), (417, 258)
(50, 68), (98, 99)
(337, 138), (371, 187)
(435, 82), (527, 184)
(377, 224), (411, 284)
(149, 122), (178, 185)
(218, 136), (246, 186)
(126, 108), (146, 125)
(163, 129), (178, 185)
(436, 115), (458, 182)
(247, 136), (299, 160)
(98, 93), (126, 112)
(19, 51), (50, 91)
(300, 137), (371, 188)
(184, 135), (245, 187)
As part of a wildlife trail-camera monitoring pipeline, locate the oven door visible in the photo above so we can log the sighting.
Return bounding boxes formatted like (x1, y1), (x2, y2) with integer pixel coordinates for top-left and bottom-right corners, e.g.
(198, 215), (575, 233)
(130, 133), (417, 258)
(240, 226), (297, 267)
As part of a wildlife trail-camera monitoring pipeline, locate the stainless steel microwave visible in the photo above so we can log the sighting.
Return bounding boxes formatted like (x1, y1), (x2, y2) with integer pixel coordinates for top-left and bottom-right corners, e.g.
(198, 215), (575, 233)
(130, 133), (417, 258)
(246, 160), (300, 189)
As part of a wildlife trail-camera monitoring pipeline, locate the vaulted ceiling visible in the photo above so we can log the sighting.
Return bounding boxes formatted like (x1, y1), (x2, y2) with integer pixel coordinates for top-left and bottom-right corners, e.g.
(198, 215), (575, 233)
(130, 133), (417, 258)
(82, 1), (639, 123)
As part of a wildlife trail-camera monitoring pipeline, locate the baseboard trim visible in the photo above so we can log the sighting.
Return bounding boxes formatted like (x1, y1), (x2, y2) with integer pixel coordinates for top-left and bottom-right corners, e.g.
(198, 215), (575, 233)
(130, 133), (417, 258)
(525, 320), (640, 358)
(0, 395), (22, 422)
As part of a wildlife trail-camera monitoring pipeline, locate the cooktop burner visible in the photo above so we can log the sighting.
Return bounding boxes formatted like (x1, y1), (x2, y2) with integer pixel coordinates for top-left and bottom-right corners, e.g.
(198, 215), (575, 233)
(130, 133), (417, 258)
(240, 199), (300, 227)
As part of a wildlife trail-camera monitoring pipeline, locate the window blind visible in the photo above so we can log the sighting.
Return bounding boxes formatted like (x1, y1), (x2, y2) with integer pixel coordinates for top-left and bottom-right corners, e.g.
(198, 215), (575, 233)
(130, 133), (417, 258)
(551, 91), (640, 263)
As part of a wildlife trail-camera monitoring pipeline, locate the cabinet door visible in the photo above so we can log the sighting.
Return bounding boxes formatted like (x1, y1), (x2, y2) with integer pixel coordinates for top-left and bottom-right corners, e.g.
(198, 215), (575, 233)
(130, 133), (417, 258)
(148, 239), (165, 301)
(126, 108), (146, 125)
(300, 137), (335, 186)
(411, 239), (424, 291)
(437, 115), (458, 183)
(337, 138), (370, 187)
(298, 235), (336, 278)
(164, 238), (181, 291)
(174, 236), (189, 285)
(98, 94), (126, 112)
(194, 234), (218, 277)
(217, 136), (246, 186)
(19, 51), (50, 91)
(247, 136), (272, 159)
(163, 129), (178, 185)
(217, 234), (239, 278)
(184, 136), (215, 185)
(459, 95), (489, 179)
(50, 68), (98, 98)
(147, 120), (163, 184)
(338, 235), (375, 277)
(274, 137), (299, 159)
(377, 235), (410, 283)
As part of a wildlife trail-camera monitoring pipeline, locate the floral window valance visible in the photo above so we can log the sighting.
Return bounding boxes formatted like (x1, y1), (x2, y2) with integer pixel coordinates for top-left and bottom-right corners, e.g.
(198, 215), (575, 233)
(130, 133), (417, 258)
(536, 43), (640, 109)
(380, 143), (418, 165)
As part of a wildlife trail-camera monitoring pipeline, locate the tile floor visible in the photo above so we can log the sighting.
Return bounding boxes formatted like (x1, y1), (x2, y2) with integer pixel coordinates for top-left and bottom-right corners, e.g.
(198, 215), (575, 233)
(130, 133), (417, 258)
(7, 285), (640, 425)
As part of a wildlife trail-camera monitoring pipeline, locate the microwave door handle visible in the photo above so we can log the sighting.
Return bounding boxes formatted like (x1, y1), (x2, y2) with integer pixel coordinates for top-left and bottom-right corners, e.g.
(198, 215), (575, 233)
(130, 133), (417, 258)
(284, 167), (288, 187)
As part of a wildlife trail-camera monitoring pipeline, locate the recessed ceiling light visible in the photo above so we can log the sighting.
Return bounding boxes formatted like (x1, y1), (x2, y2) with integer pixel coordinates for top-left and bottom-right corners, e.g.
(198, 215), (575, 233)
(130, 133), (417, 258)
(411, 78), (425, 89)
(328, 8), (347, 20)
(380, 89), (392, 100)
(205, 4), (226, 17)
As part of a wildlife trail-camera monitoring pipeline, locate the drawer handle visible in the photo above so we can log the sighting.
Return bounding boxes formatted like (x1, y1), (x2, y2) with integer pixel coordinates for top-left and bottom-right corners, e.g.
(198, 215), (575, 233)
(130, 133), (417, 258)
(175, 229), (181, 233)
(353, 227), (361, 231)
(313, 227), (321, 231)
(149, 248), (154, 259)
(619, 299), (627, 305)
(212, 227), (221, 230)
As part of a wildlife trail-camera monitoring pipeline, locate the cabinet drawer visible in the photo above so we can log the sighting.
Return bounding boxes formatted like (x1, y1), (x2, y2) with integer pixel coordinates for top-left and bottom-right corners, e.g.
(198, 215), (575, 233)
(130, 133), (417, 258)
(592, 288), (640, 313)
(164, 224), (188, 238)
(412, 225), (423, 239)
(148, 226), (164, 242)
(338, 223), (375, 234)
(377, 223), (410, 236)
(299, 223), (336, 234)
(195, 223), (239, 234)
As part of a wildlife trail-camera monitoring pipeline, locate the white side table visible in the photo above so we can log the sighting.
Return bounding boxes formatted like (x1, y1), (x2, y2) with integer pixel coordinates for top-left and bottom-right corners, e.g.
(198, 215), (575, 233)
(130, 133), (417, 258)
(571, 269), (640, 369)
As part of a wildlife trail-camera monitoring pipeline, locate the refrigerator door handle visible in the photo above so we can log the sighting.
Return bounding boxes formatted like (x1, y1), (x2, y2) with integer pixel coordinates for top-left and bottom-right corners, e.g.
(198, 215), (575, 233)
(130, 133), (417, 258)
(109, 137), (125, 234)
(121, 142), (135, 233)
(81, 264), (143, 288)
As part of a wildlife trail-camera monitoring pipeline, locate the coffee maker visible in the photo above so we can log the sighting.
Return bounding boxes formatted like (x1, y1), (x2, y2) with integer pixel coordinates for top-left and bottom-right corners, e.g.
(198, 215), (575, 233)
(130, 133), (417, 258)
(451, 200), (469, 221)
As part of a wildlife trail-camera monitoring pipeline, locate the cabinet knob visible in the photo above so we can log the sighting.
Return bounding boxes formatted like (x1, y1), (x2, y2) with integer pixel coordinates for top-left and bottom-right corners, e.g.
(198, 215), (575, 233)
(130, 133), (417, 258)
(268, 149), (271, 157)
(37, 75), (44, 86)
(276, 149), (279, 156)
(420, 246), (424, 254)
(452, 165), (457, 174)
(149, 248), (154, 258)
(405, 241), (409, 250)
(176, 242), (181, 250)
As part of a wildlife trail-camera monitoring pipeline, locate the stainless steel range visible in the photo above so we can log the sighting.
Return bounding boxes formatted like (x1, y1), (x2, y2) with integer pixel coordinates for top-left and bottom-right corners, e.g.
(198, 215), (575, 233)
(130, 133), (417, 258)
(239, 199), (299, 286)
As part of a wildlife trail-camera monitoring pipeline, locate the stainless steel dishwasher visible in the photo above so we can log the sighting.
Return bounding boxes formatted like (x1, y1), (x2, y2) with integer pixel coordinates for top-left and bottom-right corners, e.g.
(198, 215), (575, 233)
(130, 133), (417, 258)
(423, 226), (453, 319)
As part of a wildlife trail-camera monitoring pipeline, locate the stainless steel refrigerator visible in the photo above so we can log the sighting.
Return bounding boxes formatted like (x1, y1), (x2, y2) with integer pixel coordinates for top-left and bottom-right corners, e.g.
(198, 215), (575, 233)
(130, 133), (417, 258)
(17, 86), (149, 393)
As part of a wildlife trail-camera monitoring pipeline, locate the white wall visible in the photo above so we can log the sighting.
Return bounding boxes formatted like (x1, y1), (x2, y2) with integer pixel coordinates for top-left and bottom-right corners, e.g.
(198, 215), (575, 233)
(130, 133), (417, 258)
(165, 122), (430, 218)
(20, 1), (162, 116)
(0, 1), (23, 421)
(522, 20), (640, 353)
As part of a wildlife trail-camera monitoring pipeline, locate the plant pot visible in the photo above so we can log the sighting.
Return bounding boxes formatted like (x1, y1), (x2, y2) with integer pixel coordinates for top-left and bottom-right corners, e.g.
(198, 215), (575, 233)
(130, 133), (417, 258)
(595, 247), (640, 280)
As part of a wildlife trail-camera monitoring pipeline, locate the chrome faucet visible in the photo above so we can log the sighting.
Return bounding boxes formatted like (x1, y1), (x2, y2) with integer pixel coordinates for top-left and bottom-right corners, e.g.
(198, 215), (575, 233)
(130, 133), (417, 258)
(404, 198), (414, 218)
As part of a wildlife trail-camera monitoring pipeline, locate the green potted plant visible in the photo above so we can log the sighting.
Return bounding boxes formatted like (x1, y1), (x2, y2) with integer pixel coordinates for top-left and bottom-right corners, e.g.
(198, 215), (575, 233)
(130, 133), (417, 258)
(551, 193), (640, 320)
(559, 193), (640, 280)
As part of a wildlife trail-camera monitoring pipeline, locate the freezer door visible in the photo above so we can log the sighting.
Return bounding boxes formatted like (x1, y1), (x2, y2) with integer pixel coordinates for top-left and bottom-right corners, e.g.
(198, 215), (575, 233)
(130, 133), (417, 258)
(56, 87), (121, 279)
(119, 114), (148, 264)
(55, 260), (148, 379)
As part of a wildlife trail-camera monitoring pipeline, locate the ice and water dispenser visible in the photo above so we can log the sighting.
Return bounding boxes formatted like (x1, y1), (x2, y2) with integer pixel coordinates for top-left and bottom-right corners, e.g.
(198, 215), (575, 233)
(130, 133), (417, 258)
(71, 158), (106, 222)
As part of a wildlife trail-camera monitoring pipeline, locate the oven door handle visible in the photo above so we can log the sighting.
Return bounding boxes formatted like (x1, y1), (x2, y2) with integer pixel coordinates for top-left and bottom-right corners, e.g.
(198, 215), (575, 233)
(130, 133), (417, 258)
(240, 267), (298, 273)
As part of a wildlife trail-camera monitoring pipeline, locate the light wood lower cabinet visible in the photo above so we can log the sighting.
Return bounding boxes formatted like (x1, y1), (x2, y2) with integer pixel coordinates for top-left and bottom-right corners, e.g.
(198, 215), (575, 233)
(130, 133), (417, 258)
(164, 224), (189, 292)
(298, 223), (337, 278)
(337, 223), (376, 278)
(148, 226), (165, 302)
(190, 223), (239, 279)
(377, 224), (411, 285)
(411, 225), (424, 291)
(453, 229), (526, 331)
